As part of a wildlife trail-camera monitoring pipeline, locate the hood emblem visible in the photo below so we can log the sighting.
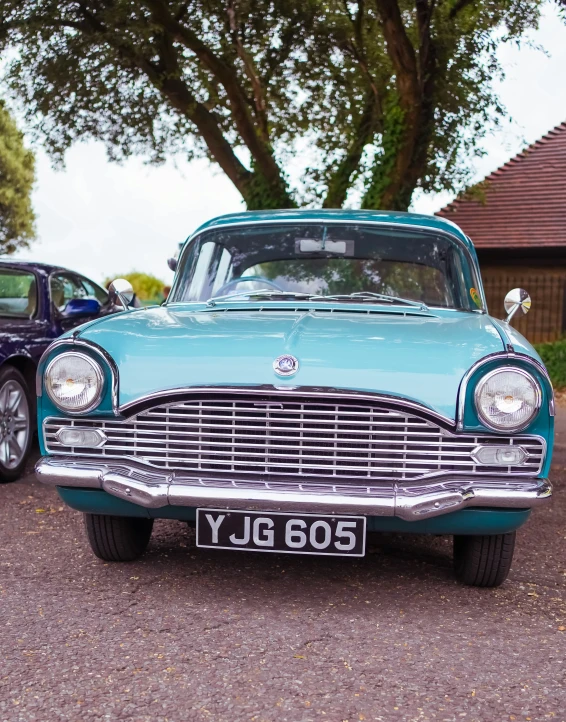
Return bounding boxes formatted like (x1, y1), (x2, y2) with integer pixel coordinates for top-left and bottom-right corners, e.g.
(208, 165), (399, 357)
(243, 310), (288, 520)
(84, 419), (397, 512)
(273, 355), (299, 376)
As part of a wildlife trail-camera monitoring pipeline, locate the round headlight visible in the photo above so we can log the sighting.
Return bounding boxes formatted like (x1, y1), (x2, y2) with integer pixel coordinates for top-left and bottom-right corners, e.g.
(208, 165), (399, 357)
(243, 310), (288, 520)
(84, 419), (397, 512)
(474, 367), (541, 431)
(45, 352), (104, 412)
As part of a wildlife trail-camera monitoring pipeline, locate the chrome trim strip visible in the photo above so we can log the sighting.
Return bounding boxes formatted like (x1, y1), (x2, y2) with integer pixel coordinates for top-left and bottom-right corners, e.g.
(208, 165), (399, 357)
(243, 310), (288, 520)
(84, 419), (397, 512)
(118, 384), (455, 425)
(456, 352), (555, 430)
(549, 390), (556, 417)
(36, 337), (120, 415)
(35, 456), (551, 520)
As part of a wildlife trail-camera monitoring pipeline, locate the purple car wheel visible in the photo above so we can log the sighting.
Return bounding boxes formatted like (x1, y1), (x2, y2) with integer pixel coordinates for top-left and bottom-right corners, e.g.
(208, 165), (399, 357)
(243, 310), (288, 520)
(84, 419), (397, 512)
(0, 366), (33, 483)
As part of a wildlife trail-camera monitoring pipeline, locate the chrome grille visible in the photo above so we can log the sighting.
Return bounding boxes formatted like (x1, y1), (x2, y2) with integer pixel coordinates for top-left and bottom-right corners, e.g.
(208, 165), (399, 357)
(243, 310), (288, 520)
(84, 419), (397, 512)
(43, 393), (545, 481)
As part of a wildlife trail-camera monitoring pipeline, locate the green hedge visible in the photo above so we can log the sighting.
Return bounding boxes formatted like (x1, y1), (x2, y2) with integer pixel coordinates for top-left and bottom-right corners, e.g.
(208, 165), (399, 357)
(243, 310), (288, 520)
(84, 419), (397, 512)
(534, 339), (566, 390)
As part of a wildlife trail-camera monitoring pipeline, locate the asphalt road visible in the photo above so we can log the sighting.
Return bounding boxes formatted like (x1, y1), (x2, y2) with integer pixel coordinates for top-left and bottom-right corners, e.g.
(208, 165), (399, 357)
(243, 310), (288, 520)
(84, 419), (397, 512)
(1, 417), (566, 722)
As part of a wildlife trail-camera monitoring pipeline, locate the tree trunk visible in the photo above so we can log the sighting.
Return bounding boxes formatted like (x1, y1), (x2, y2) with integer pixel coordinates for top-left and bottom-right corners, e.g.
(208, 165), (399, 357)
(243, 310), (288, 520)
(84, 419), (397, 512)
(361, 98), (435, 211)
(240, 168), (296, 210)
(361, 0), (438, 211)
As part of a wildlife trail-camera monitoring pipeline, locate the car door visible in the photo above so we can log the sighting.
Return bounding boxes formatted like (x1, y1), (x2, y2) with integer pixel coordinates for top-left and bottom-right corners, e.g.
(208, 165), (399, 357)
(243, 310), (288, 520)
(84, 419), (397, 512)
(50, 272), (92, 334)
(0, 267), (54, 365)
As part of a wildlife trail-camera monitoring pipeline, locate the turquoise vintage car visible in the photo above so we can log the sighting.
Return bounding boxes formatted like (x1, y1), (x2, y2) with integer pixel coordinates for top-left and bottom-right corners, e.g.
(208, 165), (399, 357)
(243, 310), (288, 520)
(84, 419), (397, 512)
(35, 210), (553, 586)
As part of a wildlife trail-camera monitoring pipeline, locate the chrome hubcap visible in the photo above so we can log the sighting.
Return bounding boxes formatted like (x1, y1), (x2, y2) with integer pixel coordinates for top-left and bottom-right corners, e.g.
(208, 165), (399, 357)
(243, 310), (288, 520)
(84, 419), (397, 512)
(0, 379), (29, 469)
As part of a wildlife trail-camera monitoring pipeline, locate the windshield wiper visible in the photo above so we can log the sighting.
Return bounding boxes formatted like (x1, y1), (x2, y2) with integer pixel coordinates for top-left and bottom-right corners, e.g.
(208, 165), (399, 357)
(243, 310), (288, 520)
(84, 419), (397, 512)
(206, 290), (313, 307)
(309, 291), (428, 310)
(206, 289), (428, 311)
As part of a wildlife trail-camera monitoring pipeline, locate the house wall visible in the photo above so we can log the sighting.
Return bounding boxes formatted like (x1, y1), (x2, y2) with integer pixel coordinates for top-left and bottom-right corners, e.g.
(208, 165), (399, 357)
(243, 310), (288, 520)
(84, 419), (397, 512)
(481, 266), (565, 343)
(478, 251), (566, 344)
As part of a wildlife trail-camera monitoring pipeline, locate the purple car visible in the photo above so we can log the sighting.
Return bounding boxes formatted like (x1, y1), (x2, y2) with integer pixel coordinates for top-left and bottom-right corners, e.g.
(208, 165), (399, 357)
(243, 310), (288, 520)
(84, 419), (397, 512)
(0, 260), (114, 481)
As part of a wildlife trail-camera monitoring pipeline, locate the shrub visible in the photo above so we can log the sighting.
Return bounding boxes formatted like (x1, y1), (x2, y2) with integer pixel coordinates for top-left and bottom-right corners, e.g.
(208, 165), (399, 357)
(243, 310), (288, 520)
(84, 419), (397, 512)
(534, 339), (566, 390)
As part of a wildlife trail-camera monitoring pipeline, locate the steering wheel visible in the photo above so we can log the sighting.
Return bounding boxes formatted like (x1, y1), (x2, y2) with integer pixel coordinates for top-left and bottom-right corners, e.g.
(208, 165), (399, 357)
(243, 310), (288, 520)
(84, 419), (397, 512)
(214, 276), (284, 296)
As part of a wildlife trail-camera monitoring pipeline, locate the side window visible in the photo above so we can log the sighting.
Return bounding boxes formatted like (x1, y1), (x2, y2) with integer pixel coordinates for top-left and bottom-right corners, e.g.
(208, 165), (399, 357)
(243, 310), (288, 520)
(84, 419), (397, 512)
(211, 248), (234, 295)
(50, 274), (86, 312)
(0, 270), (37, 318)
(171, 238), (233, 302)
(187, 241), (216, 301)
(80, 277), (109, 305)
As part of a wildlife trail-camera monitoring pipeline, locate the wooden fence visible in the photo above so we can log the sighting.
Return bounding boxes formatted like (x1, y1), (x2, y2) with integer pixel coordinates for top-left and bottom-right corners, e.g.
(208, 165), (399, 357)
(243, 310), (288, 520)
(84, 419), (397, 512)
(481, 267), (566, 344)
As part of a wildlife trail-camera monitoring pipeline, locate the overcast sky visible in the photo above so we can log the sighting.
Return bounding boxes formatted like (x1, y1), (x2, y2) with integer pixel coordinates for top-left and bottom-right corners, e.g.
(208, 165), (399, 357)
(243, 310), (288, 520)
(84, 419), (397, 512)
(9, 6), (566, 286)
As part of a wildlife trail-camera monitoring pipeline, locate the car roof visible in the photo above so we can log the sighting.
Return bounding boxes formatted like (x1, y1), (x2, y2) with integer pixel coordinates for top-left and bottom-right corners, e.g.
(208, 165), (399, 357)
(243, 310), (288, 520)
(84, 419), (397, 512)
(0, 259), (97, 279)
(190, 209), (473, 250)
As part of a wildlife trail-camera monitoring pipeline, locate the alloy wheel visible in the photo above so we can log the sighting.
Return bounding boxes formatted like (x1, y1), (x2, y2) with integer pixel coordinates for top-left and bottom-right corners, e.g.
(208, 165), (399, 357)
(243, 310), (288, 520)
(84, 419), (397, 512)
(0, 379), (30, 470)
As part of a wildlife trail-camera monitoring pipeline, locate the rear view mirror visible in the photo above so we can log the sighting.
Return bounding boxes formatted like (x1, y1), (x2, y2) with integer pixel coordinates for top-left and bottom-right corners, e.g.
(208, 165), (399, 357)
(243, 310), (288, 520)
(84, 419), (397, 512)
(63, 298), (101, 318)
(296, 238), (352, 255)
(167, 257), (178, 272)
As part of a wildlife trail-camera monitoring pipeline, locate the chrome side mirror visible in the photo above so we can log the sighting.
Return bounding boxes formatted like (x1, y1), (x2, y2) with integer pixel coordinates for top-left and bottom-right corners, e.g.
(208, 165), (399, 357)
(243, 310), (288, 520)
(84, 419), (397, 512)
(167, 257), (177, 272)
(504, 288), (531, 323)
(108, 278), (134, 311)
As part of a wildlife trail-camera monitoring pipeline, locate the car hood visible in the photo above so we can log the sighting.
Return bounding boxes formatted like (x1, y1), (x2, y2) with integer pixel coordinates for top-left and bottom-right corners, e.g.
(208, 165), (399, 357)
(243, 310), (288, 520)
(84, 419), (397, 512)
(77, 305), (507, 420)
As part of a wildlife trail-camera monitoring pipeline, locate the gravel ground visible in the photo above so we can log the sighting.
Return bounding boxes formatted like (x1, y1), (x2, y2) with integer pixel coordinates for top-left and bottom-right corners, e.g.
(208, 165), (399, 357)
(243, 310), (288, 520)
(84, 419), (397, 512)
(1, 415), (566, 722)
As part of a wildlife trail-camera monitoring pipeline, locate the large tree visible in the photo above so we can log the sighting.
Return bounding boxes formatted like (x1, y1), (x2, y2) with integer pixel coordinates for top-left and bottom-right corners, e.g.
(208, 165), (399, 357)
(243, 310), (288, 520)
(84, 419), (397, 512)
(0, 0), (549, 210)
(0, 100), (35, 253)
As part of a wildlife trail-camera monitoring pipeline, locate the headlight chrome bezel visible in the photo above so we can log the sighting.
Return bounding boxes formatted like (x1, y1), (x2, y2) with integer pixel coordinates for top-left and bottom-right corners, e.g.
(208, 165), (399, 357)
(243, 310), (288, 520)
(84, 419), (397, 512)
(474, 366), (542, 433)
(45, 351), (105, 414)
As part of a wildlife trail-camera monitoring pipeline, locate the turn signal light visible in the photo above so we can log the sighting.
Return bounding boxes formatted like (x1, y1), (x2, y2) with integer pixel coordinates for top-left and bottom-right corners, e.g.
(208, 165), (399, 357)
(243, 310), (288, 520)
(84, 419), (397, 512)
(55, 427), (107, 448)
(471, 445), (528, 466)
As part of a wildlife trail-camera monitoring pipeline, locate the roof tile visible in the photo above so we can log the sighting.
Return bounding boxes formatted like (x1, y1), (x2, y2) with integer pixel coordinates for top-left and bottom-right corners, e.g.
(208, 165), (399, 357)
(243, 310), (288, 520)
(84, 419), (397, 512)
(436, 121), (566, 248)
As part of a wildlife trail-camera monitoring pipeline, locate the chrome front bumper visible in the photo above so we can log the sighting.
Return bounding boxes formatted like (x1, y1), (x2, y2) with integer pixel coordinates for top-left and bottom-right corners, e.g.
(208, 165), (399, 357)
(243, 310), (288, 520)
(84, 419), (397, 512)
(35, 456), (552, 522)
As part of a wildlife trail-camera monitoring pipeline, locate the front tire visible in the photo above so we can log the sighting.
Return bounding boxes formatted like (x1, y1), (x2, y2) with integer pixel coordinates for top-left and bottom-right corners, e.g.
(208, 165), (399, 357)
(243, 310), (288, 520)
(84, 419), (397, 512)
(0, 365), (33, 483)
(84, 514), (154, 561)
(454, 532), (516, 587)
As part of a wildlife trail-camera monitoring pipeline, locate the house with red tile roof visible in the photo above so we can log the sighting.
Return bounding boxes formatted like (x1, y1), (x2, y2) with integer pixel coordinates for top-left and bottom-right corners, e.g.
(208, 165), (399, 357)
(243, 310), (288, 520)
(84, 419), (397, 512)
(437, 121), (566, 343)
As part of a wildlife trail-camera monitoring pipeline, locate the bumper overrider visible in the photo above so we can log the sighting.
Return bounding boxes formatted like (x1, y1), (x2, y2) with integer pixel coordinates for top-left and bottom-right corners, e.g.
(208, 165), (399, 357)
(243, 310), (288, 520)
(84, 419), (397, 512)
(35, 456), (552, 522)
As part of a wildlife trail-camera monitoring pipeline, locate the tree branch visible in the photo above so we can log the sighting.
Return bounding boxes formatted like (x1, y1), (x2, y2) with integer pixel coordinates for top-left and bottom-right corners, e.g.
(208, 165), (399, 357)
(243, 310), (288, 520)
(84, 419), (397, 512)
(143, 0), (282, 190)
(415, 0), (437, 89)
(362, 0), (425, 209)
(174, 1), (190, 22)
(449, 0), (476, 19)
(263, 23), (297, 85)
(342, 0), (383, 118)
(323, 89), (380, 208)
(75, 3), (254, 195)
(226, 0), (269, 142)
(375, 0), (417, 79)
(415, 0), (430, 42)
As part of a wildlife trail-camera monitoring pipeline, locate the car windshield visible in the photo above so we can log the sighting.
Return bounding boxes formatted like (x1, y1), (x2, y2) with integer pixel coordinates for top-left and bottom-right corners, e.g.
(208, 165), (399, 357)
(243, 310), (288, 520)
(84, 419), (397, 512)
(0, 269), (37, 318)
(170, 223), (483, 311)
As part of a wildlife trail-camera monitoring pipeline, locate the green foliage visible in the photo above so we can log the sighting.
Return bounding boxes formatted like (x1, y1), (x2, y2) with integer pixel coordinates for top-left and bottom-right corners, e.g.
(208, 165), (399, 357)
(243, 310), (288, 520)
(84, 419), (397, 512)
(0, 0), (555, 211)
(0, 100), (36, 253)
(105, 272), (165, 303)
(459, 180), (491, 206)
(361, 100), (407, 211)
(535, 339), (566, 390)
